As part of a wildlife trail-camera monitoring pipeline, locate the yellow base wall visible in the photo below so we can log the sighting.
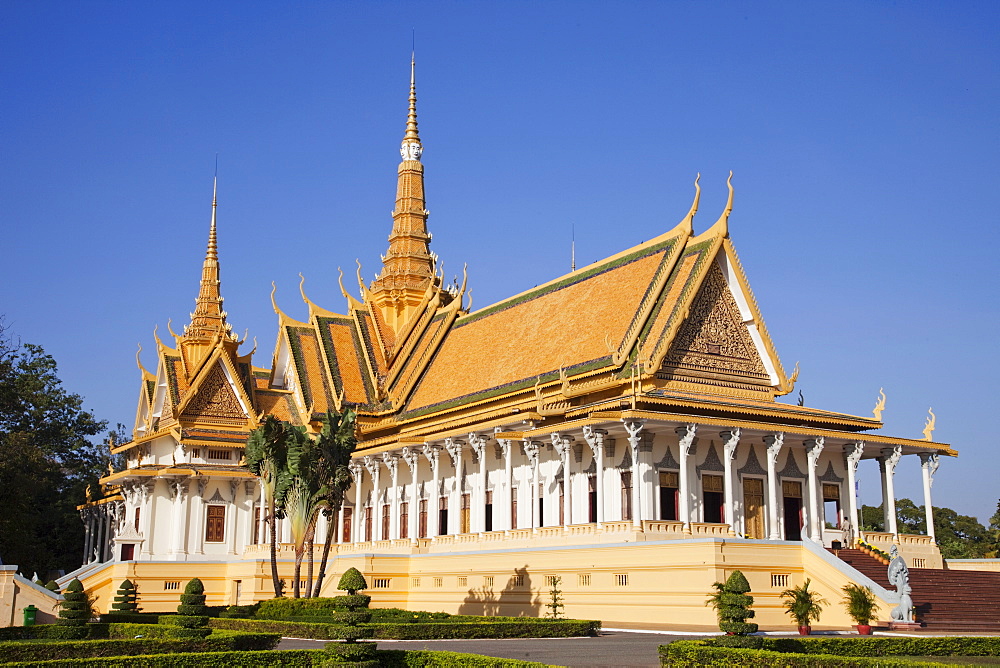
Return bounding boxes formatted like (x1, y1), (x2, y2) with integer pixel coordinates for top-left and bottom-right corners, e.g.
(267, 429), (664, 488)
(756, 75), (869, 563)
(74, 538), (897, 628)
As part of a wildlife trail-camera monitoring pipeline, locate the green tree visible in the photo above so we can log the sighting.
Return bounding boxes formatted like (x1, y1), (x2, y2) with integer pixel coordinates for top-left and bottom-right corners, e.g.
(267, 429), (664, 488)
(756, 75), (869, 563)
(245, 416), (292, 597)
(111, 579), (140, 613)
(862, 499), (991, 559)
(311, 409), (358, 598)
(0, 320), (107, 578)
(706, 570), (758, 635)
(283, 424), (325, 599)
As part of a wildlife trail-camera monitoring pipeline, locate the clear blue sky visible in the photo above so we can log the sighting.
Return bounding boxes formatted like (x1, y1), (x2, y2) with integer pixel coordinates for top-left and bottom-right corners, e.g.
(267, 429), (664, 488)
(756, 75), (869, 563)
(2, 2), (998, 522)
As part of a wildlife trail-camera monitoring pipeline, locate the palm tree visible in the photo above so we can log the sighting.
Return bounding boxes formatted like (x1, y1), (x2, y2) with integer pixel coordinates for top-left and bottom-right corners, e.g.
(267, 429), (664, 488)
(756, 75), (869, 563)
(245, 416), (292, 597)
(311, 409), (358, 598)
(283, 425), (328, 598)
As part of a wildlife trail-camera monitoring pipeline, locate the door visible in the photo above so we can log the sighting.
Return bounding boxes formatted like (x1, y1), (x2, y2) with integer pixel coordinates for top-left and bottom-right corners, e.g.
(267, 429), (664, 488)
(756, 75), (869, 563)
(743, 478), (765, 539)
(342, 507), (352, 543)
(460, 493), (471, 533)
(782, 480), (803, 541)
(659, 471), (679, 520)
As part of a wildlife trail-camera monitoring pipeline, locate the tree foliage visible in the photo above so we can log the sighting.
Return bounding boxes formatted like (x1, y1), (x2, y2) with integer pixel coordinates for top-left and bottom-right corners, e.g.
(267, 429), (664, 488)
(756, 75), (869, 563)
(862, 499), (994, 559)
(0, 319), (108, 578)
(706, 570), (758, 635)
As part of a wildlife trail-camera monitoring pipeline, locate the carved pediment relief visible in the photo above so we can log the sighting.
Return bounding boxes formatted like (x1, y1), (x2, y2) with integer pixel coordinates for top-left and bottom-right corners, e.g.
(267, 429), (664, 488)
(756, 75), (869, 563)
(181, 364), (247, 425)
(662, 263), (768, 381)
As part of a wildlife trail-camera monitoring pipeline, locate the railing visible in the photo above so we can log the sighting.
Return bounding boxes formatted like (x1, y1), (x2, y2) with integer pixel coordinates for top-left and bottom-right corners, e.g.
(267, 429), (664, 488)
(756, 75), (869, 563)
(689, 522), (731, 537)
(898, 534), (934, 546)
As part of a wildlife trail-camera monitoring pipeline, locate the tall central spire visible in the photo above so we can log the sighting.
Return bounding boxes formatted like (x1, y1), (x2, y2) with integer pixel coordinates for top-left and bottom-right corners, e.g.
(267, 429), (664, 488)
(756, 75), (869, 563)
(184, 176), (234, 343)
(368, 54), (436, 334)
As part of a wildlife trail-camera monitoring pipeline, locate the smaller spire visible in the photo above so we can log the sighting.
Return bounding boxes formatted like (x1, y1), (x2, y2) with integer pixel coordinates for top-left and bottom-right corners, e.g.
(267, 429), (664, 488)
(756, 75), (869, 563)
(400, 53), (423, 161)
(183, 174), (233, 342)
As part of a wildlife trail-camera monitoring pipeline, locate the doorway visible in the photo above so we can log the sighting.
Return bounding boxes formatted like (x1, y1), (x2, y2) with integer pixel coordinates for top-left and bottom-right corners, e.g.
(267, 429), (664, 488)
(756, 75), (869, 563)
(743, 478), (765, 539)
(782, 480), (803, 541)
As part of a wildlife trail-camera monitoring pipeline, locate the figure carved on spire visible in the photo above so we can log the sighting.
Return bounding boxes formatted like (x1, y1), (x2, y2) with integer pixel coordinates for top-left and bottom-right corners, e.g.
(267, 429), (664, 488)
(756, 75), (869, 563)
(400, 54), (422, 161)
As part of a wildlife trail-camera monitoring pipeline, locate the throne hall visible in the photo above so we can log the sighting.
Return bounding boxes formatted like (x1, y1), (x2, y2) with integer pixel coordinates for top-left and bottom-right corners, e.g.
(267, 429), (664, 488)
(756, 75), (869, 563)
(74, 60), (954, 626)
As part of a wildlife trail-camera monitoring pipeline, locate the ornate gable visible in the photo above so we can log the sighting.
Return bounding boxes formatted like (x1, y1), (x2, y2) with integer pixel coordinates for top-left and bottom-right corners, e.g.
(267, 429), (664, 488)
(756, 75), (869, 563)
(659, 260), (771, 394)
(181, 363), (248, 426)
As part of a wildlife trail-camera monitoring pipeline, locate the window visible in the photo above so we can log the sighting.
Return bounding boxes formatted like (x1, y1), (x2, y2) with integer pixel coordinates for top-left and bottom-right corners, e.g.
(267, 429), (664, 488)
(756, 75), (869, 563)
(208, 449), (231, 461)
(252, 507), (260, 544)
(578, 573), (591, 587)
(411, 577), (421, 587)
(381, 504), (390, 539)
(205, 505), (225, 542)
(484, 490), (493, 532)
(702, 474), (724, 523)
(620, 472), (633, 521)
(433, 577), (443, 588)
(615, 573), (629, 587)
(364, 506), (372, 541)
(164, 581), (180, 590)
(457, 576), (468, 587)
(659, 471), (679, 521)
(120, 543), (134, 560)
(544, 575), (560, 587)
(342, 507), (353, 543)
(510, 574), (524, 587)
(439, 497), (448, 535)
(400, 502), (409, 539)
(538, 483), (545, 526)
(484, 576), (494, 588)
(771, 574), (790, 588)
(418, 499), (428, 538)
(511, 488), (518, 529)
(372, 578), (390, 589)
(823, 484), (841, 529)
(134, 507), (141, 531)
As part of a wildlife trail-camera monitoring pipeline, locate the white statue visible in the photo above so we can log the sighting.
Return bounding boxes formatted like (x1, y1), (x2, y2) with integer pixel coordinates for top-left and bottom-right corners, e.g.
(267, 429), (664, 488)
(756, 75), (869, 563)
(887, 545), (914, 623)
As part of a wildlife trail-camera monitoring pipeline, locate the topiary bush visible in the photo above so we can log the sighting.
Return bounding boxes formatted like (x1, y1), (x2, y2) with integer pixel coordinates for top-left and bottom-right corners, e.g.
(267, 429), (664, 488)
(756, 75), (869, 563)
(111, 580), (140, 613)
(176, 578), (207, 616)
(706, 570), (759, 635)
(45, 580), (61, 593)
(337, 568), (368, 596)
(58, 579), (90, 629)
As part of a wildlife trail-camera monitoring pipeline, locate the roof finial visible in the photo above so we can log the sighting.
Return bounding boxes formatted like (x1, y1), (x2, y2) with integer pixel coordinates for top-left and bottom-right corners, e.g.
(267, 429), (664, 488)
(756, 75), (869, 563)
(208, 172), (218, 262)
(400, 51), (422, 161)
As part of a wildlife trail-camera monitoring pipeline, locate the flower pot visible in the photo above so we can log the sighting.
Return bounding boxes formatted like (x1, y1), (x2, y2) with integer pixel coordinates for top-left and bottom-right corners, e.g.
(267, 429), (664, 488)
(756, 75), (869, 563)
(798, 625), (811, 635)
(855, 624), (873, 635)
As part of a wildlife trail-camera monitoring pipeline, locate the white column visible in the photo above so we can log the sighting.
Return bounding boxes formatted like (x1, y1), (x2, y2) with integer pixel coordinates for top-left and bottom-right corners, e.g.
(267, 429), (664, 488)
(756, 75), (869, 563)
(582, 426), (606, 526)
(469, 433), (488, 533)
(336, 506), (344, 544)
(624, 421), (644, 528)
(765, 433), (784, 540)
(363, 456), (380, 540)
(348, 461), (363, 543)
(81, 510), (92, 563)
(676, 424), (697, 532)
(401, 446), (420, 543)
(168, 480), (189, 559)
(551, 434), (573, 526)
(721, 429), (740, 535)
(192, 478), (207, 555)
(444, 438), (464, 534)
(919, 453), (940, 541)
(845, 443), (864, 544)
(422, 445), (440, 537)
(258, 481), (268, 545)
(880, 445), (902, 540)
(522, 440), (540, 532)
(383, 453), (399, 540)
(496, 431), (513, 531)
(226, 481), (239, 555)
(805, 437), (825, 542)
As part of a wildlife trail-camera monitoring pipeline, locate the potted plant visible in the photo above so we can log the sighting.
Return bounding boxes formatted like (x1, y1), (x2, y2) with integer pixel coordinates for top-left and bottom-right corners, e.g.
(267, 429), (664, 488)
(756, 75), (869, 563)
(780, 578), (826, 635)
(842, 583), (880, 635)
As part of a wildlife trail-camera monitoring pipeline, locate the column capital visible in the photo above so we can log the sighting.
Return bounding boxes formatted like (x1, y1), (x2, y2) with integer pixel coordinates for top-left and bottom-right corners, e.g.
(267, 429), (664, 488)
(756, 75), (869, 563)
(919, 452), (941, 485)
(468, 432), (489, 460)
(623, 419), (644, 445)
(421, 443), (440, 465)
(550, 432), (574, 456)
(675, 424), (697, 455)
(764, 433), (784, 464)
(401, 445), (420, 472)
(382, 452), (399, 475)
(720, 428), (741, 461)
(805, 437), (825, 468)
(348, 460), (363, 481)
(845, 442), (865, 471)
(444, 437), (465, 465)
(522, 440), (540, 464)
(582, 426), (607, 456)
(881, 445), (902, 474)
(362, 455), (379, 478)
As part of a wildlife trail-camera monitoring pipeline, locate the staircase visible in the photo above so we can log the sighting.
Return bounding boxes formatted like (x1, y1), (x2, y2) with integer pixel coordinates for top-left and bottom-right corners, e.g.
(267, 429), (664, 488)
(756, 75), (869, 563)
(830, 548), (1000, 632)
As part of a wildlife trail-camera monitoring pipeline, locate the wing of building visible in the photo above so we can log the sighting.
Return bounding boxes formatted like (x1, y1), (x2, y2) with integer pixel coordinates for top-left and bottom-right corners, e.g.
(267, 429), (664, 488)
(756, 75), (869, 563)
(68, 59), (961, 629)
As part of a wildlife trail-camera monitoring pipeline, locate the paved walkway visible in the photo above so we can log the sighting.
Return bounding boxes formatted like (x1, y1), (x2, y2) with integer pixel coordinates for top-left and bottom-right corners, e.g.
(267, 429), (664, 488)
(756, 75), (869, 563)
(278, 631), (682, 667)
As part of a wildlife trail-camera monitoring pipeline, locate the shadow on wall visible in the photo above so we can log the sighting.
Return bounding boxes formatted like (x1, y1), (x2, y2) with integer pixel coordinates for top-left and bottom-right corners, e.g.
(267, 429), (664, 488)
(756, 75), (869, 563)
(458, 565), (540, 617)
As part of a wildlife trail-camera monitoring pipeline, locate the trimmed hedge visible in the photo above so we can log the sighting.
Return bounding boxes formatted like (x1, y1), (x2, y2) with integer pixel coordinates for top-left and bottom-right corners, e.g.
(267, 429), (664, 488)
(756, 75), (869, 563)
(0, 630), (280, 663)
(158, 615), (209, 629)
(209, 616), (601, 639)
(100, 612), (161, 624)
(660, 637), (1000, 667)
(0, 649), (555, 668)
(324, 640), (378, 661)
